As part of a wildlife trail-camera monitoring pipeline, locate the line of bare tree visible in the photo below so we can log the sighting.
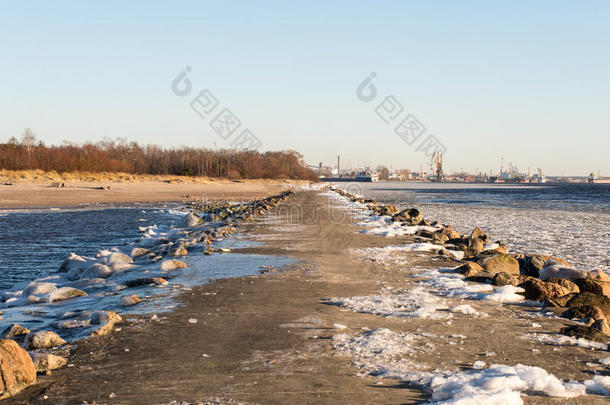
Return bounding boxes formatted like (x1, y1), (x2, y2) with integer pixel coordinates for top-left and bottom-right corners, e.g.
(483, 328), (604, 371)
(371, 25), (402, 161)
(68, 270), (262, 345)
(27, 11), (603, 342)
(0, 129), (318, 180)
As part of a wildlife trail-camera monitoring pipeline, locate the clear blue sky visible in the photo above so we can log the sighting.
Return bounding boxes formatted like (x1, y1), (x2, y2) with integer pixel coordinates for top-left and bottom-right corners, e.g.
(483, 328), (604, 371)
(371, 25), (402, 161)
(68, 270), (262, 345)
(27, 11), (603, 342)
(1, 0), (608, 176)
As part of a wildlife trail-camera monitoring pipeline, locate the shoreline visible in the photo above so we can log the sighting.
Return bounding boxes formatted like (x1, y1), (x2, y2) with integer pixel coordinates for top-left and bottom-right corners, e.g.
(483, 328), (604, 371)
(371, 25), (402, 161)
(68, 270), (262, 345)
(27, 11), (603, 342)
(0, 180), (301, 209)
(2, 187), (610, 403)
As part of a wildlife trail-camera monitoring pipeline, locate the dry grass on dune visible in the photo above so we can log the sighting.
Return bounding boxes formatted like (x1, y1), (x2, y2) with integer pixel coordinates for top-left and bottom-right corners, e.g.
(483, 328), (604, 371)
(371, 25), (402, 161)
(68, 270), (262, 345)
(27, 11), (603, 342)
(0, 169), (312, 185)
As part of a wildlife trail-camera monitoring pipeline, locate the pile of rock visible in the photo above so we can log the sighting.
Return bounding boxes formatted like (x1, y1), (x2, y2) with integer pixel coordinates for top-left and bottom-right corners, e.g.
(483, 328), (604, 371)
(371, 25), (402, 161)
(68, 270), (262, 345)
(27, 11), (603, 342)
(329, 187), (610, 344)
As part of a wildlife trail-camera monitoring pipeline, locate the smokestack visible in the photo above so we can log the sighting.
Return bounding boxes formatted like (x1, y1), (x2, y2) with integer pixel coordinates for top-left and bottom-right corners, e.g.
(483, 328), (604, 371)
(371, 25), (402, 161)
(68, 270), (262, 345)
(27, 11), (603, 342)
(337, 155), (340, 176)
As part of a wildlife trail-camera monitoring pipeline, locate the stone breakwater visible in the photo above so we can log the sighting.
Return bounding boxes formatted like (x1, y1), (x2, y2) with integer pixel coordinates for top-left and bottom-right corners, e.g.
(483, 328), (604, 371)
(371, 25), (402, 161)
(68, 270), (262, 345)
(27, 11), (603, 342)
(329, 186), (610, 344)
(0, 190), (294, 399)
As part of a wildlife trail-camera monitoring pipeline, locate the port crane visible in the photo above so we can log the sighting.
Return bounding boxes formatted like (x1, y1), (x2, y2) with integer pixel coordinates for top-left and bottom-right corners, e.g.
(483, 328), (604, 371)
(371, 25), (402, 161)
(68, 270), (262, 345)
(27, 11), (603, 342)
(430, 152), (444, 182)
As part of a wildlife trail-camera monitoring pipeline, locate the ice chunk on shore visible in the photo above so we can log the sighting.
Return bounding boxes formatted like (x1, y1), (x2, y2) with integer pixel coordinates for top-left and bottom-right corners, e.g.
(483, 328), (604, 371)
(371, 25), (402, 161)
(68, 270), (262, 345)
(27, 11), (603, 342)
(328, 287), (451, 320)
(523, 333), (608, 351)
(333, 328), (609, 403)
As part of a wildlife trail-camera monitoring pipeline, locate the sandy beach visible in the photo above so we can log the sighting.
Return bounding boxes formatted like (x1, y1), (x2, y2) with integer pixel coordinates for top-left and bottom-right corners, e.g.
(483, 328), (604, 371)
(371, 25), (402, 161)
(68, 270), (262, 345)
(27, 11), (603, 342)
(0, 181), (292, 209)
(5, 188), (609, 404)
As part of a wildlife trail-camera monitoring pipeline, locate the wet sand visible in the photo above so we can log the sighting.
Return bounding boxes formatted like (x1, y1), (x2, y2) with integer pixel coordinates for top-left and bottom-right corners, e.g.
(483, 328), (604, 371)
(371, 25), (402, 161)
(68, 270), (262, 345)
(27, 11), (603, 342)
(0, 181), (289, 209)
(8, 190), (609, 404)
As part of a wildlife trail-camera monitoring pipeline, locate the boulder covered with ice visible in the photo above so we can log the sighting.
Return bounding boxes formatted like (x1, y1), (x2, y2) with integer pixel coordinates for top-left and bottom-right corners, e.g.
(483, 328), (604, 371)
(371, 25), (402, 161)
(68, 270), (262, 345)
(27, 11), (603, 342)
(29, 352), (67, 373)
(160, 259), (187, 271)
(45, 287), (87, 303)
(130, 247), (150, 259)
(2, 324), (31, 339)
(23, 331), (67, 350)
(0, 339), (36, 399)
(181, 211), (203, 227)
(119, 294), (141, 307)
(90, 310), (122, 336)
(540, 265), (590, 281)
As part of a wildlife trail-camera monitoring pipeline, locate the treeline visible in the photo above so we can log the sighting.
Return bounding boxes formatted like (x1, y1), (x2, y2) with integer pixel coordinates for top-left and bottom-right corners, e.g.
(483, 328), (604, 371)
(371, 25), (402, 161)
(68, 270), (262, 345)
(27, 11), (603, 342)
(0, 131), (318, 180)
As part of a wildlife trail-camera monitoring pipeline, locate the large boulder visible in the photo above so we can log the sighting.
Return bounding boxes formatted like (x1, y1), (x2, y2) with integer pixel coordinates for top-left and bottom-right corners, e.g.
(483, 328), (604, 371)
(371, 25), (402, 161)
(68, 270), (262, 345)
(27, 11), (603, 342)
(518, 279), (569, 301)
(23, 331), (67, 350)
(181, 212), (203, 227)
(560, 325), (609, 343)
(45, 287), (87, 303)
(546, 278), (580, 294)
(561, 305), (607, 322)
(454, 262), (484, 277)
(160, 260), (188, 271)
(130, 247), (150, 259)
(592, 319), (610, 336)
(492, 272), (519, 287)
(81, 263), (113, 279)
(539, 265), (590, 281)
(106, 252), (133, 267)
(441, 225), (461, 240)
(91, 311), (122, 337)
(518, 254), (546, 277)
(0, 339), (36, 399)
(29, 352), (67, 373)
(572, 278), (610, 298)
(2, 324), (30, 339)
(566, 293), (610, 316)
(469, 227), (490, 244)
(590, 270), (610, 282)
(476, 253), (520, 275)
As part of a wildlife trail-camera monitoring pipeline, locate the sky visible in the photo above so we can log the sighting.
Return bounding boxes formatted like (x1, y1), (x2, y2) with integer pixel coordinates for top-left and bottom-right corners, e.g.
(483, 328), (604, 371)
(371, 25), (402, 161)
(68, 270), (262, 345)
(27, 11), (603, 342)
(1, 0), (608, 176)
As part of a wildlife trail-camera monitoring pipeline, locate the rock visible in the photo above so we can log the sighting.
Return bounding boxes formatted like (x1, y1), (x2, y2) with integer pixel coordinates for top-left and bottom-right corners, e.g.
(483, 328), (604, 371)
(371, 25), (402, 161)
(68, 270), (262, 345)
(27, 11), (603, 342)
(518, 279), (569, 301)
(566, 293), (610, 316)
(419, 219), (431, 227)
(58, 253), (88, 273)
(590, 270), (610, 282)
(546, 278), (580, 294)
(540, 255), (572, 267)
(22, 282), (57, 297)
(120, 294), (141, 306)
(468, 238), (485, 254)
(130, 247), (150, 259)
(81, 263), (113, 279)
(454, 262), (484, 277)
(170, 246), (188, 257)
(2, 324), (30, 339)
(46, 287), (87, 302)
(380, 205), (399, 216)
(432, 232), (449, 244)
(518, 254), (547, 277)
(591, 318), (610, 336)
(539, 265), (590, 281)
(469, 227), (490, 244)
(29, 352), (67, 373)
(91, 311), (122, 336)
(559, 325), (609, 343)
(23, 331), (66, 350)
(545, 293), (577, 307)
(106, 252), (134, 267)
(561, 305), (607, 322)
(124, 277), (168, 288)
(437, 248), (464, 260)
(442, 226), (461, 239)
(492, 272), (519, 287)
(0, 339), (36, 399)
(407, 208), (422, 223)
(477, 253), (520, 275)
(160, 260), (188, 271)
(181, 212), (203, 227)
(572, 278), (610, 298)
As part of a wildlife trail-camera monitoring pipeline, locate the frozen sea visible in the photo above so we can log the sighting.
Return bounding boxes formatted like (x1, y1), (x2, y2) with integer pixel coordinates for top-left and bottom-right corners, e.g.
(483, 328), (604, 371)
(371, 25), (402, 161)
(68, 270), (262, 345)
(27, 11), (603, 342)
(333, 182), (610, 273)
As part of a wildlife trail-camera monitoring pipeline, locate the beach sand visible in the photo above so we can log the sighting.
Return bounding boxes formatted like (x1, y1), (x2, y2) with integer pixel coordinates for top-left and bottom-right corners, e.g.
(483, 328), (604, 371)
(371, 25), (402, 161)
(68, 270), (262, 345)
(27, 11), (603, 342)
(7, 190), (610, 404)
(0, 181), (291, 209)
